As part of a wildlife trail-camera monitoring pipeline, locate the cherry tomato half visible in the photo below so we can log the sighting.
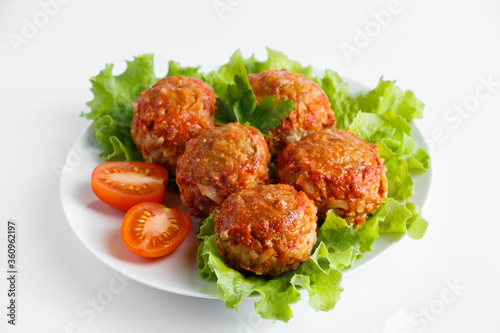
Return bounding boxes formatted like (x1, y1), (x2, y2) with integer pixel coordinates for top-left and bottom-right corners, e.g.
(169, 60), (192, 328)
(91, 161), (169, 211)
(120, 202), (192, 258)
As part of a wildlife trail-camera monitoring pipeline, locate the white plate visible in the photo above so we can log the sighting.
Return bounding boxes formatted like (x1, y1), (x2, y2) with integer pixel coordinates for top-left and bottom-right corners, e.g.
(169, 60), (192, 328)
(60, 76), (431, 299)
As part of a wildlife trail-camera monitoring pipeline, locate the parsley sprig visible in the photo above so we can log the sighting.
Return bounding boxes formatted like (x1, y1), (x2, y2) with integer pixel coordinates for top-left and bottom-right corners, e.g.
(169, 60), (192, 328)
(214, 67), (295, 138)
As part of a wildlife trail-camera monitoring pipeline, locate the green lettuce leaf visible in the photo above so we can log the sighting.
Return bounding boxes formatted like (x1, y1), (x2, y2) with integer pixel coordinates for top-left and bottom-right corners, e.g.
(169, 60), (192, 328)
(201, 50), (261, 98)
(258, 49), (313, 78)
(356, 78), (424, 121)
(290, 244), (343, 311)
(404, 202), (429, 240)
(197, 213), (217, 240)
(82, 54), (158, 161)
(314, 70), (359, 131)
(166, 60), (202, 78)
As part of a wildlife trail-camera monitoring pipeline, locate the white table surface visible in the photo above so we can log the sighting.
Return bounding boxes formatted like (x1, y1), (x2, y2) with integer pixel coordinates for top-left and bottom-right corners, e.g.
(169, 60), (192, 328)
(1, 0), (499, 332)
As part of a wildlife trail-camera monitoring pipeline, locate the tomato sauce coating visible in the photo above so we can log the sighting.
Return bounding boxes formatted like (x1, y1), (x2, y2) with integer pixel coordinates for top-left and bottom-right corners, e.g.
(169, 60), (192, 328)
(176, 122), (271, 218)
(248, 69), (336, 156)
(215, 184), (317, 276)
(131, 76), (216, 175)
(276, 129), (388, 225)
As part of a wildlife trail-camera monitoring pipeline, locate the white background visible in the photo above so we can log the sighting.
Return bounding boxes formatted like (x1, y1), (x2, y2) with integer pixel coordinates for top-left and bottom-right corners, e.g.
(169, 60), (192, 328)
(1, 0), (500, 332)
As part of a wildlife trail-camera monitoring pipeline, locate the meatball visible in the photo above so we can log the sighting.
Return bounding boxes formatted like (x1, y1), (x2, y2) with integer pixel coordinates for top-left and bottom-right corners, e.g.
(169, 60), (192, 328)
(248, 69), (335, 155)
(131, 76), (216, 175)
(215, 184), (317, 276)
(276, 129), (388, 226)
(176, 122), (270, 218)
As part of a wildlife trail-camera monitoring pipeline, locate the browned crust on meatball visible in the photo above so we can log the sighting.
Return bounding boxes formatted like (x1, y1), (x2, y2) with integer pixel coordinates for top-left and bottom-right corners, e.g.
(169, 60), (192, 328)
(215, 184), (317, 276)
(248, 69), (336, 155)
(131, 76), (216, 175)
(176, 122), (271, 218)
(276, 129), (388, 226)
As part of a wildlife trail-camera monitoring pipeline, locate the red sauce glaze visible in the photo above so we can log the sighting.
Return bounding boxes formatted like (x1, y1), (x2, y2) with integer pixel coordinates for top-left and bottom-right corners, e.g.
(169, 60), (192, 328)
(131, 76), (216, 175)
(276, 129), (388, 225)
(248, 69), (336, 155)
(215, 184), (317, 276)
(176, 122), (271, 218)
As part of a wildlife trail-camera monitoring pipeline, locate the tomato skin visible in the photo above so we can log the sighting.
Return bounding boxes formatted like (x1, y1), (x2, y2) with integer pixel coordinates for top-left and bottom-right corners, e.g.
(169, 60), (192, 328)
(91, 161), (168, 211)
(120, 202), (192, 258)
